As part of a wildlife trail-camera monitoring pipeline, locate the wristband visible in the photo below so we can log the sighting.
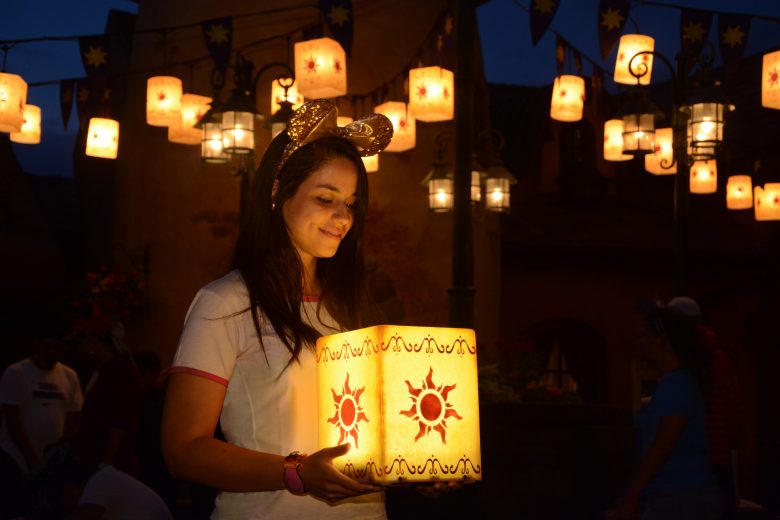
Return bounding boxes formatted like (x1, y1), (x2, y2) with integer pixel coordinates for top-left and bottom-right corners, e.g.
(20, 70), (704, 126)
(284, 451), (307, 495)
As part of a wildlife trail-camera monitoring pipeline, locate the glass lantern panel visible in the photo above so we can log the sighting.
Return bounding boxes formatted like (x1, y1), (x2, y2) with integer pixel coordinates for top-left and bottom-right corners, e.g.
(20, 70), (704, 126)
(485, 177), (510, 212)
(429, 178), (453, 212)
(202, 122), (228, 163)
(222, 110), (255, 154)
(471, 171), (482, 203)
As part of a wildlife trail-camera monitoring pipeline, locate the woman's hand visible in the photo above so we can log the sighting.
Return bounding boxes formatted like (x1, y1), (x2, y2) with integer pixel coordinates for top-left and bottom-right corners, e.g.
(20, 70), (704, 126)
(298, 443), (382, 502)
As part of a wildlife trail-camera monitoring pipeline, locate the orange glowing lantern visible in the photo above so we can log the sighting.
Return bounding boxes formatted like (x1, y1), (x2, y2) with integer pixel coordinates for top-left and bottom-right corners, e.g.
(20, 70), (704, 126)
(0, 72), (27, 133)
(316, 325), (482, 485)
(408, 66), (454, 122)
(726, 175), (752, 210)
(762, 50), (780, 110)
(690, 159), (717, 194)
(644, 127), (676, 175)
(375, 101), (415, 152)
(294, 37), (347, 99)
(362, 154), (379, 173)
(603, 119), (632, 161)
(271, 78), (304, 115)
(754, 184), (780, 221)
(10, 104), (41, 144)
(146, 76), (182, 127)
(550, 75), (585, 122)
(614, 34), (655, 85)
(85, 117), (119, 159)
(168, 94), (212, 145)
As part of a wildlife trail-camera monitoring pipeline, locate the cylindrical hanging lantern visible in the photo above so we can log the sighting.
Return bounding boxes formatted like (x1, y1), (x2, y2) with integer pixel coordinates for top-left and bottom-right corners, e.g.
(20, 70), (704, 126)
(690, 159), (717, 194)
(754, 183), (780, 221)
(550, 75), (585, 122)
(614, 34), (655, 85)
(221, 110), (254, 154)
(726, 175), (753, 210)
(644, 127), (676, 175)
(146, 76), (183, 127)
(603, 119), (632, 161)
(294, 37), (347, 99)
(0, 72), (28, 133)
(408, 66), (454, 122)
(271, 78), (304, 115)
(362, 154), (379, 173)
(168, 94), (212, 145)
(86, 117), (119, 159)
(375, 101), (415, 152)
(762, 50), (780, 110)
(10, 104), (41, 144)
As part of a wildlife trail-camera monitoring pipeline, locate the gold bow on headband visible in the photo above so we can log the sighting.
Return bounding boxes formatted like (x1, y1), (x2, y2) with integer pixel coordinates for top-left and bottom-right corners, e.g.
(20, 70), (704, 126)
(277, 99), (394, 175)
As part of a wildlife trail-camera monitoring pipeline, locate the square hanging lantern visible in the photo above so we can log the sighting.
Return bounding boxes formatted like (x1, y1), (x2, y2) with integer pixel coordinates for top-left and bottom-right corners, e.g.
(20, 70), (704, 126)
(550, 75), (585, 122)
(408, 66), (454, 122)
(754, 184), (780, 221)
(761, 50), (780, 110)
(294, 37), (347, 99)
(316, 325), (482, 485)
(10, 104), (41, 144)
(690, 159), (717, 194)
(271, 78), (303, 115)
(375, 101), (415, 152)
(603, 119), (632, 161)
(421, 155), (453, 212)
(726, 175), (753, 210)
(614, 34), (655, 85)
(169, 94), (212, 145)
(146, 76), (183, 127)
(0, 72), (27, 133)
(644, 127), (676, 175)
(85, 117), (119, 159)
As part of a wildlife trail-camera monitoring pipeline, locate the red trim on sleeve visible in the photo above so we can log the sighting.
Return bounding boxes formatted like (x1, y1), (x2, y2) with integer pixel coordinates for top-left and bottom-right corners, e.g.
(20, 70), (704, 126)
(302, 295), (320, 302)
(169, 366), (229, 387)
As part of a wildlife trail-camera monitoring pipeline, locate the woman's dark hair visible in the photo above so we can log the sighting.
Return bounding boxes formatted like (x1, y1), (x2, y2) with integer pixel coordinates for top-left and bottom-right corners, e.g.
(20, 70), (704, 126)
(648, 307), (711, 393)
(232, 132), (384, 365)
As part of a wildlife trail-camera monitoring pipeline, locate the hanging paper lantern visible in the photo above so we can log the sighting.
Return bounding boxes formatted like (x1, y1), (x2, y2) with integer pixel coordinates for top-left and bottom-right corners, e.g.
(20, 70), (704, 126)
(375, 101), (415, 152)
(0, 72), (28, 133)
(362, 154), (379, 173)
(85, 117), (119, 159)
(644, 127), (676, 175)
(146, 76), (182, 127)
(294, 37), (347, 99)
(550, 75), (585, 122)
(690, 159), (717, 194)
(316, 325), (482, 485)
(10, 104), (41, 144)
(754, 184), (780, 221)
(603, 119), (632, 161)
(614, 34), (655, 85)
(762, 50), (780, 110)
(408, 66), (454, 122)
(168, 94), (212, 145)
(726, 175), (752, 210)
(271, 78), (304, 115)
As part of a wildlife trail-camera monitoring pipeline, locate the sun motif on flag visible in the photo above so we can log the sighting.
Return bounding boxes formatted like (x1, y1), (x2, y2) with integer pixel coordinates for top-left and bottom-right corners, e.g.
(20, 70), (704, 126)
(600, 8), (624, 31)
(768, 68), (779, 87)
(84, 46), (108, 68)
(305, 56), (318, 73)
(328, 373), (369, 448)
(682, 22), (705, 43)
(207, 24), (229, 45)
(400, 367), (462, 443)
(328, 4), (350, 27)
(532, 0), (556, 16)
(722, 25), (745, 48)
(416, 85), (428, 100)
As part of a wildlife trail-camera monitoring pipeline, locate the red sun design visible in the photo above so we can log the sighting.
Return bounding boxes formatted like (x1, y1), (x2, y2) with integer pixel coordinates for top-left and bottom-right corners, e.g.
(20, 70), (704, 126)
(443, 87), (450, 100)
(769, 68), (779, 87)
(333, 59), (342, 72)
(559, 89), (567, 97)
(328, 373), (368, 448)
(306, 57), (318, 73)
(157, 91), (167, 101)
(416, 85), (428, 99)
(398, 118), (408, 131)
(400, 367), (462, 443)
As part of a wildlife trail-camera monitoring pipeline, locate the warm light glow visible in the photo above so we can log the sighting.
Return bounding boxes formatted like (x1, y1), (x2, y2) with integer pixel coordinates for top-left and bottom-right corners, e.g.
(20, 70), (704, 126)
(644, 127), (676, 175)
(0, 72), (28, 133)
(485, 177), (511, 212)
(271, 78), (304, 114)
(614, 34), (655, 85)
(294, 37), (347, 99)
(316, 325), (482, 485)
(622, 113), (655, 152)
(221, 110), (254, 154)
(408, 66), (454, 122)
(688, 102), (725, 157)
(762, 50), (780, 110)
(550, 75), (585, 122)
(754, 183), (780, 221)
(726, 175), (753, 210)
(168, 94), (212, 145)
(429, 177), (453, 211)
(85, 117), (119, 159)
(362, 154), (379, 172)
(471, 171), (482, 203)
(146, 76), (183, 127)
(201, 120), (228, 163)
(10, 104), (41, 144)
(375, 101), (415, 152)
(690, 159), (717, 194)
(336, 116), (353, 126)
(603, 119), (632, 161)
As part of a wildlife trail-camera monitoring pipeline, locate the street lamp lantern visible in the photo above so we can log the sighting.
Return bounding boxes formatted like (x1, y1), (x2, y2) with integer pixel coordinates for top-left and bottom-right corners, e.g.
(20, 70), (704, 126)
(197, 106), (228, 164)
(616, 90), (663, 155)
(484, 161), (516, 213)
(685, 79), (734, 160)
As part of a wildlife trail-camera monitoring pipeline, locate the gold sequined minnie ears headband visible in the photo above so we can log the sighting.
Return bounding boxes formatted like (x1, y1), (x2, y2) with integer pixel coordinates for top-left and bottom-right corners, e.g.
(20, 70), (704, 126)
(276, 99), (394, 177)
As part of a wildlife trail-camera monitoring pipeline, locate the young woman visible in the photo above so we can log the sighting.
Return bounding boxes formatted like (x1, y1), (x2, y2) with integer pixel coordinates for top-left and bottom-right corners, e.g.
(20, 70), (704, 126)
(161, 100), (393, 518)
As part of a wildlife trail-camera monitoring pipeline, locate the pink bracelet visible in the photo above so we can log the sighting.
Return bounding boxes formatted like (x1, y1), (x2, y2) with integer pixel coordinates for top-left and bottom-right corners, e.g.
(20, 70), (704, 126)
(284, 451), (307, 495)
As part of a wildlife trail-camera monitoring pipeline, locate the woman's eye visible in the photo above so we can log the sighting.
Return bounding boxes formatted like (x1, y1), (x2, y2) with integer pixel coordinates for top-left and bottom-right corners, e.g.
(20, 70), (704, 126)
(317, 197), (332, 204)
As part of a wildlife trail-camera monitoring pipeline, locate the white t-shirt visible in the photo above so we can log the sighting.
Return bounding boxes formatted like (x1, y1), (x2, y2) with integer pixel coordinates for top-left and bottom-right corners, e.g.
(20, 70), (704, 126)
(0, 358), (83, 472)
(78, 464), (173, 519)
(171, 270), (386, 520)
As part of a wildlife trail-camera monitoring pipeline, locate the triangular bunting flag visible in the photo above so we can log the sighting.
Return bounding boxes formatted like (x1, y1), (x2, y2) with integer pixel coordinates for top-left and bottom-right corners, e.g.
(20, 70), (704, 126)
(320, 0), (353, 56)
(530, 0), (560, 46)
(597, 0), (629, 60)
(718, 13), (751, 76)
(572, 48), (583, 75)
(60, 80), (75, 131)
(75, 78), (91, 122)
(201, 17), (233, 68)
(679, 8), (713, 57)
(79, 35), (110, 91)
(556, 36), (566, 75)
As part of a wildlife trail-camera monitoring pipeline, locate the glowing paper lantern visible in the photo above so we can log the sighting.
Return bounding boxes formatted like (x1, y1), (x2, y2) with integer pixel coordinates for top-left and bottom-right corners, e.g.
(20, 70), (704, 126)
(146, 76), (182, 127)
(0, 72), (27, 133)
(168, 94), (212, 145)
(690, 159), (717, 194)
(408, 66), (454, 122)
(754, 183), (780, 221)
(726, 175), (753, 210)
(644, 127), (676, 175)
(10, 104), (41, 144)
(85, 117), (119, 159)
(271, 78), (304, 115)
(362, 154), (379, 172)
(375, 101), (415, 152)
(614, 34), (655, 85)
(603, 119), (632, 161)
(550, 75), (585, 122)
(316, 325), (482, 485)
(762, 50), (780, 110)
(294, 37), (347, 99)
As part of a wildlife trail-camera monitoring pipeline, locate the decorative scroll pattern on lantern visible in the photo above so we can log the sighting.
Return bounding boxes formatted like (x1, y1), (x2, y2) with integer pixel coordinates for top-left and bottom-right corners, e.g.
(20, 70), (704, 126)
(550, 75), (585, 122)
(10, 104), (41, 144)
(375, 102), (415, 152)
(271, 79), (303, 114)
(726, 175), (752, 209)
(614, 34), (655, 85)
(0, 72), (28, 133)
(294, 38), (347, 99)
(762, 50), (780, 110)
(408, 66), (454, 122)
(690, 159), (717, 194)
(316, 325), (482, 485)
(754, 184), (780, 221)
(603, 119), (632, 161)
(86, 117), (119, 159)
(644, 127), (676, 175)
(146, 76), (183, 127)
(169, 94), (212, 145)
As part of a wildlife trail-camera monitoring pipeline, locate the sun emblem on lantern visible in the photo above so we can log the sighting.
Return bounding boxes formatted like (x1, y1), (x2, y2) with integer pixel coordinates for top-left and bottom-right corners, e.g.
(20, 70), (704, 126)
(416, 85), (428, 99)
(305, 56), (318, 73)
(328, 373), (369, 448)
(333, 59), (342, 72)
(769, 68), (780, 87)
(157, 91), (167, 102)
(400, 367), (462, 443)
(398, 117), (408, 131)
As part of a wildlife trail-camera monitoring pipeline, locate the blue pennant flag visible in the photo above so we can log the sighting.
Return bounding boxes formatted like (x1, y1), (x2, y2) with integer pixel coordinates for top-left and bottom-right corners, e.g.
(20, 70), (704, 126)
(201, 17), (233, 67)
(530, 0), (560, 46)
(320, 0), (353, 56)
(79, 35), (110, 91)
(60, 80), (75, 131)
(74, 78), (91, 123)
(597, 0), (629, 60)
(679, 8), (713, 57)
(718, 13), (751, 76)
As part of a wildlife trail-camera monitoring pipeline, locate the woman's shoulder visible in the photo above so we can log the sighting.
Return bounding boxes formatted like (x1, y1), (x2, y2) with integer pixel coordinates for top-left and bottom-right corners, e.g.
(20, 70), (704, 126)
(195, 270), (249, 306)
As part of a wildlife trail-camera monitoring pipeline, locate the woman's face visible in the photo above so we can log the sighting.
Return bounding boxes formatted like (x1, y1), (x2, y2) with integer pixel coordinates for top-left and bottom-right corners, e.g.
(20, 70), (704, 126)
(282, 156), (358, 266)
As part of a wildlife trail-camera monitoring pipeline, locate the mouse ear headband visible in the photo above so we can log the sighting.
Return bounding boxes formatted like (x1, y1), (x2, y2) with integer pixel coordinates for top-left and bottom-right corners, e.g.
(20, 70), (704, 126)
(276, 99), (394, 176)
